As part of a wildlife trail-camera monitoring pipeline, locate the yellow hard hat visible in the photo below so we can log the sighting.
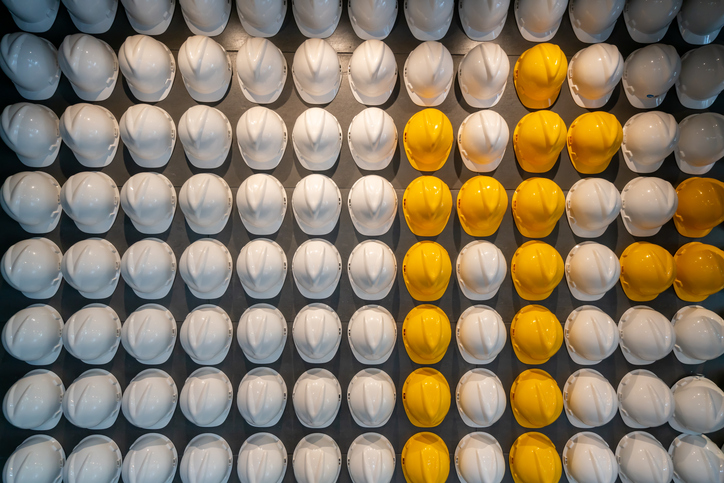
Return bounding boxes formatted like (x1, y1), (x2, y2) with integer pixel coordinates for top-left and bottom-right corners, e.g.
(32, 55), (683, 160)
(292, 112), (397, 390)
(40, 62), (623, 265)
(674, 242), (724, 302)
(674, 177), (724, 238)
(456, 176), (508, 237)
(514, 43), (568, 109)
(513, 111), (567, 173)
(511, 241), (564, 301)
(402, 368), (451, 427)
(509, 432), (562, 483)
(511, 305), (563, 365)
(510, 369), (563, 428)
(403, 176), (453, 236)
(512, 178), (565, 238)
(402, 305), (451, 364)
(403, 241), (452, 301)
(403, 109), (454, 172)
(401, 432), (449, 483)
(567, 112), (623, 174)
(619, 242), (676, 302)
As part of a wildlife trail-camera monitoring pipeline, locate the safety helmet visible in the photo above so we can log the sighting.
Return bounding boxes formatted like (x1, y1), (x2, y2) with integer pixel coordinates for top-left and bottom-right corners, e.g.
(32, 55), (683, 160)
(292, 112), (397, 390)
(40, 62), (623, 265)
(63, 436), (122, 483)
(616, 432), (673, 483)
(402, 241), (451, 301)
(122, 434), (177, 483)
(514, 111), (566, 173)
(292, 303), (342, 363)
(402, 176), (452, 236)
(672, 305), (724, 365)
(621, 177), (677, 236)
(569, 0), (624, 43)
(292, 239), (342, 298)
(122, 369), (177, 429)
(454, 432), (505, 483)
(60, 0), (118, 33)
(178, 106), (232, 168)
(58, 34), (118, 102)
(402, 368), (450, 427)
(562, 432), (618, 483)
(514, 43), (567, 109)
(236, 37), (286, 104)
(62, 369), (121, 429)
(292, 38), (341, 104)
(348, 305), (396, 364)
(347, 368), (396, 427)
(511, 241), (564, 300)
(120, 239), (176, 300)
(237, 368), (287, 427)
(675, 113), (724, 175)
(456, 177), (507, 237)
(179, 239), (233, 299)
(237, 304), (287, 364)
(177, 36), (232, 102)
(512, 178), (565, 237)
(347, 433), (395, 483)
(456, 241), (506, 301)
(566, 178), (621, 238)
(677, 0), (724, 45)
(180, 434), (233, 483)
(120, 172), (176, 234)
(459, 0), (509, 41)
(4, 435), (65, 483)
(1, 171), (61, 234)
(564, 305), (619, 365)
(237, 433), (287, 483)
(292, 434), (341, 483)
(347, 108), (398, 169)
(670, 376), (724, 434)
(455, 305), (506, 364)
(457, 110), (509, 172)
(617, 370), (674, 428)
(510, 433), (561, 483)
(674, 242), (724, 302)
(292, 108), (342, 171)
(180, 367), (233, 427)
(565, 242), (620, 301)
(3, 0), (60, 32)
(514, 0), (567, 41)
(236, 0), (286, 37)
(59, 104), (119, 168)
(3, 369), (63, 430)
(676, 44), (724, 109)
(563, 369), (618, 428)
(619, 242), (675, 302)
(0, 33), (59, 100)
(1, 238), (62, 299)
(62, 304), (120, 365)
(456, 369), (506, 428)
(511, 305), (562, 365)
(293, 0), (341, 38)
(510, 369), (563, 428)
(293, 368), (341, 428)
(623, 115), (678, 174)
(179, 0), (231, 35)
(120, 105), (176, 168)
(180, 305), (232, 365)
(403, 42), (454, 106)
(2, 305), (62, 366)
(236, 106), (288, 170)
(347, 175), (397, 235)
(292, 174), (341, 234)
(121, 0), (175, 35)
(622, 44), (681, 108)
(567, 112), (623, 174)
(618, 306), (675, 365)
(348, 40), (397, 105)
(61, 172), (119, 234)
(118, 35), (175, 102)
(348, 0), (397, 40)
(670, 434), (724, 483)
(179, 174), (232, 234)
(458, 42), (509, 108)
(572, 45), (624, 108)
(0, 103), (60, 167)
(624, 0), (682, 43)
(236, 175), (287, 236)
(401, 433), (449, 483)
(121, 304), (176, 365)
(402, 304), (450, 364)
(61, 239), (121, 299)
(348, 240), (396, 300)
(404, 0), (453, 40)
(403, 108), (453, 171)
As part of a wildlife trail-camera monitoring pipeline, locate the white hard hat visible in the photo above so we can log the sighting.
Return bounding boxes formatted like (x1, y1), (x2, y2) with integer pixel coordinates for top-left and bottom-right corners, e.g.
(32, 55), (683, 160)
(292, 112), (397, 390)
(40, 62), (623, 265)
(292, 238), (342, 298)
(458, 42), (509, 108)
(0, 103), (60, 167)
(180, 304), (233, 365)
(347, 368), (395, 428)
(618, 306), (675, 365)
(347, 433), (395, 483)
(178, 105), (233, 168)
(122, 368), (178, 429)
(120, 0), (175, 35)
(622, 44), (681, 109)
(180, 367), (233, 427)
(455, 305), (506, 364)
(564, 242), (620, 301)
(348, 305), (396, 364)
(292, 174), (341, 234)
(292, 303), (342, 363)
(292, 38), (341, 104)
(58, 34), (118, 101)
(620, 177), (678, 237)
(563, 369), (618, 428)
(459, 0), (510, 41)
(562, 432), (618, 483)
(564, 305), (619, 365)
(61, 239), (121, 299)
(237, 367), (287, 427)
(456, 241), (506, 301)
(63, 435), (122, 483)
(292, 0), (341, 38)
(348, 109), (398, 171)
(1, 238), (62, 299)
(514, 0), (567, 42)
(623, 0), (682, 43)
(347, 175), (397, 235)
(119, 105), (176, 168)
(180, 434), (233, 483)
(348, 0), (397, 40)
(2, 304), (63, 366)
(456, 369), (506, 428)
(0, 33), (60, 100)
(457, 110), (509, 172)
(672, 305), (724, 365)
(675, 112), (724, 175)
(122, 434), (178, 483)
(236, 0), (287, 37)
(60, 171), (119, 233)
(292, 108), (342, 170)
(565, 178), (621, 238)
(404, 0), (453, 41)
(236, 106), (288, 170)
(4, 435), (65, 483)
(293, 368), (341, 428)
(237, 303), (287, 364)
(622, 112), (679, 173)
(120, 172), (177, 233)
(616, 432), (673, 483)
(236, 238), (287, 299)
(179, 173), (233, 234)
(236, 37), (287, 104)
(348, 40), (397, 105)
(179, 238), (233, 299)
(676, 44), (724, 109)
(62, 369), (122, 429)
(617, 370), (675, 428)
(237, 433), (287, 483)
(568, 43), (624, 108)
(677, 0), (724, 45)
(3, 369), (64, 430)
(118, 35), (175, 102)
(62, 303), (121, 364)
(569, 0), (624, 43)
(348, 240), (396, 300)
(121, 304), (177, 365)
(1, 171), (61, 234)
(121, 239), (176, 299)
(177, 36), (232, 102)
(179, 0), (231, 36)
(454, 432), (505, 483)
(236, 173), (287, 235)
(59, 104), (119, 167)
(60, 0), (118, 34)
(292, 434), (341, 483)
(3, 0), (60, 32)
(403, 41), (454, 106)
(668, 434), (724, 483)
(670, 376), (724, 434)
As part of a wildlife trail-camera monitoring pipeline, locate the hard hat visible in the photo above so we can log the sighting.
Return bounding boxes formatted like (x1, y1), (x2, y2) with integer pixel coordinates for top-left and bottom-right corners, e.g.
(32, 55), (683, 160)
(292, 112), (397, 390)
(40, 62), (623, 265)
(562, 432), (618, 483)
(61, 239), (121, 299)
(514, 111), (567, 173)
(402, 304), (451, 364)
(122, 369), (177, 429)
(404, 0), (453, 41)
(569, 0), (624, 43)
(121, 304), (176, 365)
(458, 42), (509, 108)
(456, 369), (506, 428)
(403, 42), (454, 106)
(566, 178), (621, 238)
(509, 433), (561, 483)
(236, 238), (287, 299)
(347, 368), (396, 427)
(454, 432), (504, 483)
(119, 105), (176, 168)
(670, 376), (724, 434)
(563, 369), (618, 428)
(623, 0), (682, 43)
(347, 433), (395, 483)
(62, 304), (121, 364)
(236, 106), (288, 170)
(564, 305), (619, 365)
(292, 108), (342, 170)
(3, 369), (64, 430)
(58, 34), (118, 101)
(621, 177), (677, 237)
(237, 433), (287, 483)
(458, 0), (510, 41)
(236, 0), (286, 37)
(619, 242), (675, 302)
(121, 239), (176, 299)
(514, 0), (567, 41)
(622, 111), (679, 173)
(180, 434), (233, 483)
(617, 370), (674, 428)
(567, 112), (623, 173)
(511, 241), (564, 300)
(177, 36), (232, 102)
(669, 434), (724, 483)
(292, 38), (341, 104)
(616, 432), (673, 483)
(120, 172), (177, 234)
(456, 241), (506, 301)
(565, 242), (620, 301)
(293, 0), (341, 38)
(401, 433), (449, 483)
(404, 109), (453, 171)
(180, 367), (233, 427)
(510, 369), (563, 428)
(676, 44), (724, 109)
(292, 434), (341, 483)
(178, 106), (232, 168)
(59, 104), (119, 168)
(237, 367), (287, 427)
(677, 0), (724, 45)
(292, 368), (341, 428)
(4, 435), (65, 483)
(62, 369), (121, 429)
(237, 304), (287, 364)
(0, 103), (60, 167)
(179, 238), (233, 299)
(455, 305), (506, 364)
(348, 40), (397, 105)
(622, 44), (681, 108)
(1, 171), (61, 234)
(236, 37), (287, 104)
(675, 112), (724, 174)
(618, 306), (675, 365)
(2, 305), (62, 366)
(0, 33), (60, 100)
(512, 178), (565, 237)
(1, 238), (62, 299)
(348, 240), (396, 300)
(674, 242), (724, 302)
(456, 176), (507, 236)
(179, 0), (231, 35)
(3, 0), (60, 32)
(402, 367), (451, 427)
(348, 0), (397, 40)
(122, 434), (177, 483)
(292, 238), (342, 298)
(402, 175), (452, 236)
(510, 305), (563, 365)
(60, 0), (118, 33)
(180, 173), (233, 234)
(672, 305), (724, 365)
(513, 43), (567, 109)
(402, 241), (451, 301)
(180, 305), (232, 365)
(347, 175), (397, 235)
(347, 108), (398, 169)
(457, 111), (509, 173)
(63, 436), (122, 483)
(292, 174), (342, 235)
(118, 35), (175, 102)
(60, 171), (119, 233)
(120, 0), (175, 35)
(348, 305), (396, 364)
(292, 303), (342, 363)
